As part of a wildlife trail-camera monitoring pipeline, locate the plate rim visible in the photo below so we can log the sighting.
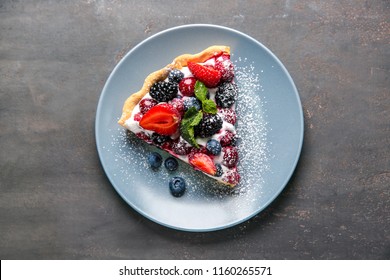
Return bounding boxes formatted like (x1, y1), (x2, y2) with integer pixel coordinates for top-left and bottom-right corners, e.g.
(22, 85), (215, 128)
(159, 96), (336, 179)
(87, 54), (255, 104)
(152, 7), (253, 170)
(95, 24), (304, 232)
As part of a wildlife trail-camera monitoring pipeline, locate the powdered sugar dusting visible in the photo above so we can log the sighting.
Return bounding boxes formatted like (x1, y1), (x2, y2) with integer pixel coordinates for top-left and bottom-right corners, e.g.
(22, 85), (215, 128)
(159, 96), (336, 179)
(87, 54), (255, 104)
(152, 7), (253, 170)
(233, 58), (270, 196)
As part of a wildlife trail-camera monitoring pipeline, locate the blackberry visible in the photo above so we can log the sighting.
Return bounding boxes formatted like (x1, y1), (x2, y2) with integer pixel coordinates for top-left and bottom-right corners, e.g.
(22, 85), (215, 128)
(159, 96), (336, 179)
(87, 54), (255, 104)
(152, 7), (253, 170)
(215, 82), (238, 108)
(183, 97), (201, 111)
(195, 113), (223, 138)
(151, 133), (170, 146)
(168, 69), (184, 84)
(150, 81), (178, 102)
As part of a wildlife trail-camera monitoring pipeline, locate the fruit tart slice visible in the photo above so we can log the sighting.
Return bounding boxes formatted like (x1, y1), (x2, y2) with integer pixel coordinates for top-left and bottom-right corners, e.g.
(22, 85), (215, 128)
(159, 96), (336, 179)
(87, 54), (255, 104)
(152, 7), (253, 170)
(118, 46), (240, 186)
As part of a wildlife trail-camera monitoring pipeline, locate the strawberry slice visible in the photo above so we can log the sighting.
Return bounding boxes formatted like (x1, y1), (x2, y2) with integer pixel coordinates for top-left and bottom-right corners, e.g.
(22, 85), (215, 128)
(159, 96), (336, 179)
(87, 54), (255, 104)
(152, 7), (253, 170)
(188, 152), (217, 175)
(139, 104), (181, 135)
(187, 62), (221, 88)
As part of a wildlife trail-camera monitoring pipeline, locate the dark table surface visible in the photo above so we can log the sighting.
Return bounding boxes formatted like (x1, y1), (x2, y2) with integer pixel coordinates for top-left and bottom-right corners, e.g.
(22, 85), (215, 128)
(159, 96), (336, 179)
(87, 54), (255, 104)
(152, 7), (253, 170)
(1, 0), (389, 260)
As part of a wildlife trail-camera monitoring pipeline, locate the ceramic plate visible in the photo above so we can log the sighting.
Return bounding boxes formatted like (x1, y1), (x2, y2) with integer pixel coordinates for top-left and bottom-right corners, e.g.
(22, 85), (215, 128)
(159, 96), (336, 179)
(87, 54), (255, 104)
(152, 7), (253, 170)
(96, 24), (303, 231)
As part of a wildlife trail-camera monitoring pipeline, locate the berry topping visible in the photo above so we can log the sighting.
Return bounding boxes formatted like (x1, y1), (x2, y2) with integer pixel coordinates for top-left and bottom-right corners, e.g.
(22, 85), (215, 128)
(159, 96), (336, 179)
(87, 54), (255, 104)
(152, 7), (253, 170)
(187, 62), (221, 88)
(178, 77), (197, 96)
(183, 97), (201, 111)
(171, 139), (192, 155)
(134, 112), (143, 121)
(150, 81), (178, 102)
(206, 139), (222, 155)
(222, 146), (239, 168)
(139, 104), (181, 135)
(194, 113), (223, 138)
(215, 82), (238, 108)
(218, 107), (237, 125)
(214, 54), (234, 82)
(169, 176), (186, 197)
(169, 98), (185, 116)
(139, 98), (158, 114)
(168, 69), (184, 84)
(147, 152), (162, 169)
(151, 133), (170, 146)
(219, 130), (237, 147)
(215, 163), (224, 177)
(223, 167), (240, 185)
(164, 157), (179, 171)
(135, 132), (150, 142)
(188, 153), (217, 176)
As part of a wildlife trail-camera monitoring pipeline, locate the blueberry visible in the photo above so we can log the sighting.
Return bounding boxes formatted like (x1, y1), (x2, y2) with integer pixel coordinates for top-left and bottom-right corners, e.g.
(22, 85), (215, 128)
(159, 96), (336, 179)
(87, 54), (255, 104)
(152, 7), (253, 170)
(164, 157), (178, 171)
(169, 176), (186, 197)
(148, 152), (162, 169)
(206, 139), (222, 155)
(215, 163), (223, 177)
(183, 97), (201, 111)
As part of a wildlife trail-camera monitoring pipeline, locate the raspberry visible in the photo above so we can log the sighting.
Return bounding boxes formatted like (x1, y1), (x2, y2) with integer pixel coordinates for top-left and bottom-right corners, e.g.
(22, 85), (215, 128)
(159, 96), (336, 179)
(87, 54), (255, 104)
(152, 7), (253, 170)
(133, 112), (143, 121)
(223, 167), (240, 185)
(139, 98), (158, 114)
(169, 98), (185, 116)
(214, 54), (234, 82)
(222, 146), (239, 168)
(215, 82), (238, 108)
(219, 130), (237, 147)
(194, 113), (223, 138)
(171, 139), (192, 155)
(178, 77), (197, 96)
(135, 132), (150, 142)
(150, 81), (178, 102)
(218, 108), (236, 125)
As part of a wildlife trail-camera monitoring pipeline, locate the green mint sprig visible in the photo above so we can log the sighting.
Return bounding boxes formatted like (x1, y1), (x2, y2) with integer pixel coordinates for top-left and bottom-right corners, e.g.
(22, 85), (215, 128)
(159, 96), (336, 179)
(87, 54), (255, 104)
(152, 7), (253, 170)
(194, 81), (217, 114)
(180, 107), (203, 148)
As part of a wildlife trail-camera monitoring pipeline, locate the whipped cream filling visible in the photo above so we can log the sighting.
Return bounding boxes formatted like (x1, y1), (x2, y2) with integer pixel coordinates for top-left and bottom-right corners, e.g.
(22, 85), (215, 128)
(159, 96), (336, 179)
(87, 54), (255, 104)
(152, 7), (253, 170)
(124, 61), (238, 183)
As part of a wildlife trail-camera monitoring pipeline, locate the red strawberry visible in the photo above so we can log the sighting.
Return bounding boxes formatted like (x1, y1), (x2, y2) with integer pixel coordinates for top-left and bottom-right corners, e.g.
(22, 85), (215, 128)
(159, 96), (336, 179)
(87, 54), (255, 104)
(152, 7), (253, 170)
(188, 152), (217, 175)
(187, 62), (221, 88)
(178, 77), (197, 96)
(139, 104), (181, 135)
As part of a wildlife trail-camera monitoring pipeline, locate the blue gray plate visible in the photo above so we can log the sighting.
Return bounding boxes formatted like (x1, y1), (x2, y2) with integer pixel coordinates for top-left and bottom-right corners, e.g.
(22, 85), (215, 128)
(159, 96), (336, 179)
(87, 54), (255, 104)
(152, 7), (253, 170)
(96, 24), (303, 232)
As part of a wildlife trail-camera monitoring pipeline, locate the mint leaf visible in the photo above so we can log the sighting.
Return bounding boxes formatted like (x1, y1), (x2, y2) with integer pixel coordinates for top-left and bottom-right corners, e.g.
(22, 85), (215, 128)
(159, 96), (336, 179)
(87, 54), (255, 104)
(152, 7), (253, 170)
(195, 80), (218, 115)
(180, 108), (203, 148)
(194, 81), (208, 102)
(202, 99), (217, 114)
(191, 110), (203, 126)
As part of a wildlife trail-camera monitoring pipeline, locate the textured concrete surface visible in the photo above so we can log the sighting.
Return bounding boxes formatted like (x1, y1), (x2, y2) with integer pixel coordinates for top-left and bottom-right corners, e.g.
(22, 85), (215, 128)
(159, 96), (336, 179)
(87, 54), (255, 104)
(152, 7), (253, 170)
(0, 0), (389, 259)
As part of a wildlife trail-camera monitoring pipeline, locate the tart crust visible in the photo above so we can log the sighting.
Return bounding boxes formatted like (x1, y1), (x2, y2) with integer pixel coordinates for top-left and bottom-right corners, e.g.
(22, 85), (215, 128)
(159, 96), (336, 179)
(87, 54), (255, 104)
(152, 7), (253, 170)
(118, 45), (230, 126)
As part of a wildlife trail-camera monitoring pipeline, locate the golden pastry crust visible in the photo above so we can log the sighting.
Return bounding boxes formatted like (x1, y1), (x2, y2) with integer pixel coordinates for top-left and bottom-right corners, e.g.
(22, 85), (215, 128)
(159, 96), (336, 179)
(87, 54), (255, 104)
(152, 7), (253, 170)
(118, 45), (230, 126)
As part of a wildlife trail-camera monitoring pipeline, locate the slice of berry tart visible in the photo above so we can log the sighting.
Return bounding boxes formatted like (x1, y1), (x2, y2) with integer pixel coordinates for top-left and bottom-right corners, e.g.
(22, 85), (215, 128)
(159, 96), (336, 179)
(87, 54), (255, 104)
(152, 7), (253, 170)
(118, 46), (240, 186)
